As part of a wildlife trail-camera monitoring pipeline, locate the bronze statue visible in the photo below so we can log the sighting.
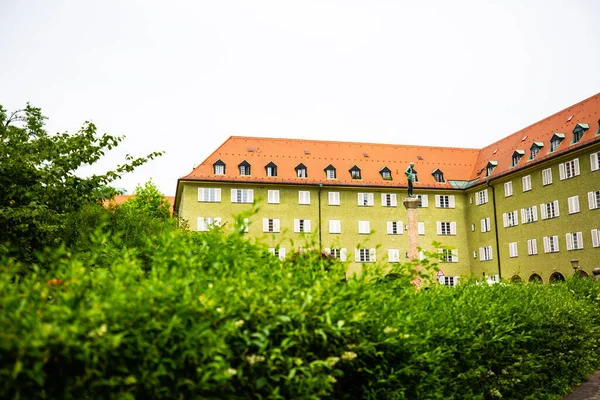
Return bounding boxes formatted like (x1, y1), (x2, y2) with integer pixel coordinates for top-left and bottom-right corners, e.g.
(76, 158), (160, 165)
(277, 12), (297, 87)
(405, 162), (416, 197)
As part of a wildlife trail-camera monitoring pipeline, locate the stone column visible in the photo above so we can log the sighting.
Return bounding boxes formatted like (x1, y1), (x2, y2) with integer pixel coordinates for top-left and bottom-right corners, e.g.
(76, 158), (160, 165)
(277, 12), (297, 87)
(403, 197), (420, 260)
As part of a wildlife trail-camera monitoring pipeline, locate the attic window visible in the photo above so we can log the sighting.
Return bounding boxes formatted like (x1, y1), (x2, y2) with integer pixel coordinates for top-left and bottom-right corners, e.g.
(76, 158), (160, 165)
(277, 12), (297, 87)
(304, 150), (310, 155)
(349, 165), (362, 179)
(511, 150), (525, 167)
(529, 142), (543, 160)
(493, 149), (498, 154)
(432, 169), (445, 183)
(213, 159), (226, 175)
(239, 160), (251, 176)
(363, 153), (369, 157)
(265, 162), (278, 177)
(572, 123), (589, 144)
(380, 167), (392, 180)
(295, 163), (308, 178)
(549, 133), (565, 153)
(567, 115), (573, 122)
(485, 161), (498, 177)
(521, 135), (527, 141)
(248, 147), (254, 152)
(324, 164), (337, 179)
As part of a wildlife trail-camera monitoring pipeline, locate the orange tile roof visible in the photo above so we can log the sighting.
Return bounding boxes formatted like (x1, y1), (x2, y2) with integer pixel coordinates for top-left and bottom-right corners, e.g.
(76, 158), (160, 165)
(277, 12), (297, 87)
(180, 92), (600, 191)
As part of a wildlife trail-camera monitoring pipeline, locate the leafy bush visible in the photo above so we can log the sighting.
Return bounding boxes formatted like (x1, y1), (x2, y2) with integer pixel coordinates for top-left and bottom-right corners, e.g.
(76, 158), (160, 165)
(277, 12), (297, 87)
(1, 222), (599, 399)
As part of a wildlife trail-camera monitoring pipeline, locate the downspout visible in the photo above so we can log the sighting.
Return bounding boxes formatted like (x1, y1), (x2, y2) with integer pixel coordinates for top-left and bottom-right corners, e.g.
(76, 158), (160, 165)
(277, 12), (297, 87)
(318, 184), (323, 252)
(487, 181), (502, 280)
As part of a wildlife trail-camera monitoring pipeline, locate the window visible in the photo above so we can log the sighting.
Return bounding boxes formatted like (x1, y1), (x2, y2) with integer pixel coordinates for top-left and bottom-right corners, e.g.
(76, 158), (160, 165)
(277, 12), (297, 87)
(432, 169), (445, 183)
(540, 200), (559, 219)
(197, 217), (221, 231)
(471, 223), (475, 231)
(566, 232), (584, 250)
(381, 193), (397, 207)
(418, 221), (425, 235)
(325, 165), (337, 179)
(358, 220), (371, 234)
(213, 160), (226, 175)
(388, 249), (400, 263)
(198, 188), (221, 202)
(479, 246), (493, 261)
(503, 210), (519, 227)
(522, 175), (532, 192)
(543, 236), (559, 253)
(298, 191), (311, 205)
(542, 168), (553, 186)
(549, 133), (564, 152)
(387, 221), (403, 235)
(295, 163), (307, 178)
(349, 165), (361, 179)
(439, 249), (458, 263)
(521, 206), (538, 224)
(589, 190), (600, 210)
(324, 248), (346, 261)
(328, 192), (340, 206)
(508, 242), (518, 258)
(239, 161), (251, 176)
(262, 218), (281, 233)
(529, 143), (543, 160)
(527, 239), (538, 255)
(268, 190), (280, 204)
(356, 248), (376, 263)
(329, 220), (341, 234)
(559, 158), (580, 180)
(440, 276), (459, 286)
(294, 219), (311, 233)
(242, 218), (249, 233)
(590, 151), (600, 172)
(268, 247), (286, 260)
(436, 221), (457, 235)
(485, 161), (497, 177)
(504, 181), (513, 197)
(435, 195), (455, 208)
(592, 229), (600, 248)
(357, 193), (374, 206)
(572, 123), (588, 144)
(231, 189), (254, 203)
(380, 167), (392, 180)
(265, 162), (278, 177)
(568, 195), (580, 214)
(480, 217), (491, 232)
(416, 194), (428, 207)
(475, 189), (488, 205)
(511, 151), (524, 167)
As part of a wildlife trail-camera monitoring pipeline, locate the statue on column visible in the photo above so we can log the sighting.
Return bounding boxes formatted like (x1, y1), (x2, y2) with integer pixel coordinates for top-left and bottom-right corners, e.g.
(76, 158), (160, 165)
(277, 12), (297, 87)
(405, 162), (417, 197)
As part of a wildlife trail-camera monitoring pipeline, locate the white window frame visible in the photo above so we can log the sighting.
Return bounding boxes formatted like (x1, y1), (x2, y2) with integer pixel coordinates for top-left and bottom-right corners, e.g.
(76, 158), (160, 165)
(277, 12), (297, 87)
(324, 247), (347, 261)
(522, 175), (532, 192)
(435, 194), (455, 208)
(268, 247), (286, 260)
(508, 242), (518, 258)
(297, 168), (307, 178)
(439, 248), (458, 263)
(358, 220), (371, 234)
(504, 181), (513, 197)
(480, 217), (491, 233)
(387, 220), (404, 235)
(418, 221), (425, 235)
(294, 219), (311, 233)
(268, 190), (280, 204)
(326, 168), (336, 179)
(566, 232), (584, 251)
(436, 221), (457, 236)
(197, 217), (222, 232)
(588, 190), (600, 210)
(328, 192), (340, 206)
(521, 206), (538, 224)
(527, 239), (538, 255)
(591, 229), (600, 248)
(559, 158), (580, 180)
(479, 246), (493, 261)
(298, 191), (311, 205)
(475, 189), (489, 205)
(358, 193), (374, 206)
(590, 151), (600, 172)
(231, 189), (254, 204)
(502, 210), (519, 228)
(542, 168), (553, 186)
(543, 236), (559, 253)
(355, 248), (376, 263)
(540, 200), (559, 220)
(214, 164), (225, 175)
(439, 276), (459, 286)
(262, 218), (281, 233)
(416, 194), (429, 208)
(381, 193), (398, 207)
(568, 195), (580, 214)
(388, 248), (400, 263)
(329, 220), (341, 234)
(198, 188), (222, 203)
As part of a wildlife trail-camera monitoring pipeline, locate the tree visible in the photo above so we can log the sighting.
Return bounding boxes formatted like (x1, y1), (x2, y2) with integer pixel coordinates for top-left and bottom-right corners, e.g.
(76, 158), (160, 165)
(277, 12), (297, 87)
(0, 103), (163, 262)
(120, 179), (171, 221)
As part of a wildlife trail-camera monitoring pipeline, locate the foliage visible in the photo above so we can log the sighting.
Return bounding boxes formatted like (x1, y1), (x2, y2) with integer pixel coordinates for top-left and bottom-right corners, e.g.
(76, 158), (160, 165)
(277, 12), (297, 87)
(0, 103), (163, 262)
(1, 220), (600, 399)
(120, 179), (171, 221)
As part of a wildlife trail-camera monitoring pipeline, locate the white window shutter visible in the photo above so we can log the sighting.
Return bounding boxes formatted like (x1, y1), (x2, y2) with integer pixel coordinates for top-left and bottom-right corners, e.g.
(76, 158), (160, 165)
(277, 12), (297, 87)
(451, 249), (458, 262)
(543, 237), (549, 253)
(436, 221), (442, 235)
(214, 188), (221, 202)
(484, 190), (489, 203)
(243, 218), (249, 232)
(198, 188), (204, 201)
(449, 196), (455, 208)
(480, 219), (485, 232)
(324, 247), (331, 255)
(231, 189), (237, 203)
(450, 222), (457, 235)
(294, 219), (300, 233)
(503, 213), (508, 228)
(435, 195), (441, 207)
(355, 249), (360, 261)
(486, 218), (490, 229)
(488, 246), (493, 260)
(418, 222), (425, 235)
(247, 190), (254, 203)
(391, 194), (397, 207)
(591, 153), (600, 171)
(369, 248), (376, 262)
(514, 211), (518, 225)
(381, 193), (387, 206)
(577, 232), (583, 248)
(388, 249), (394, 262)
(532, 207), (538, 221)
(592, 230), (600, 248)
(197, 217), (206, 232)
(263, 218), (269, 232)
(559, 163), (566, 180)
(554, 200), (560, 217)
(357, 193), (362, 206)
(421, 195), (429, 207)
(214, 218), (222, 226)
(305, 220), (311, 233)
(554, 236), (560, 251)
(368, 193), (374, 206)
(527, 240), (532, 255)
(398, 221), (404, 234)
(589, 192), (597, 210)
(329, 220), (334, 233)
(574, 158), (580, 176)
(475, 193), (481, 206)
(540, 204), (548, 220)
(279, 248), (286, 260)
(340, 248), (347, 261)
(520, 208), (526, 222)
(274, 219), (280, 232)
(479, 247), (484, 261)
(387, 221), (393, 234)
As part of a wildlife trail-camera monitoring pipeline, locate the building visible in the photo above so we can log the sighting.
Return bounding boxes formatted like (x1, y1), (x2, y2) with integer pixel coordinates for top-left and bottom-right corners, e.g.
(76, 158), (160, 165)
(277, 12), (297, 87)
(174, 93), (600, 284)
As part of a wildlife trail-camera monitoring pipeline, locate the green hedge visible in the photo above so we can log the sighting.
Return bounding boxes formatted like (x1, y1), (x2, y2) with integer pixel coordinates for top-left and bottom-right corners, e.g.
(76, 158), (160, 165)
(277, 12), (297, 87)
(1, 224), (600, 399)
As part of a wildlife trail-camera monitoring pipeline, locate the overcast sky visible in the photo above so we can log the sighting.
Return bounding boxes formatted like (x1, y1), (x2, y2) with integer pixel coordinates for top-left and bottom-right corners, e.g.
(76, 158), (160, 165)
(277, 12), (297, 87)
(2, 0), (599, 195)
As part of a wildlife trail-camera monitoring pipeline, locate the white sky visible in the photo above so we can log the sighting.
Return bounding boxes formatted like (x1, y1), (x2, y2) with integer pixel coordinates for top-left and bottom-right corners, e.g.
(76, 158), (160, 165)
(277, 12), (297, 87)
(2, 0), (599, 196)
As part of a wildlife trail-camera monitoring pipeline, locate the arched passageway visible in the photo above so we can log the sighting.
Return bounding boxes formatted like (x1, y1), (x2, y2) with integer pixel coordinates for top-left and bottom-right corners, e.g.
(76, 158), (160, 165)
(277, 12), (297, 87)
(510, 275), (522, 284)
(529, 274), (543, 284)
(549, 272), (565, 283)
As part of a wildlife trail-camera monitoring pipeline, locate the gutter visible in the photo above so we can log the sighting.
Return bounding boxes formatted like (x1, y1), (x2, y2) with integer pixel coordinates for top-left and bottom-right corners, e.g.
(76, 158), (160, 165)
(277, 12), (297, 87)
(487, 180), (502, 280)
(318, 184), (323, 252)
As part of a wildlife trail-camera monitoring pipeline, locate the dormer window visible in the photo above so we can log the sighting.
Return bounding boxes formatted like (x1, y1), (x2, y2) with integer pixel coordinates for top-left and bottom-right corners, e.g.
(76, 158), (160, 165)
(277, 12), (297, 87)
(238, 161), (251, 176)
(549, 133), (565, 153)
(572, 123), (589, 144)
(265, 162), (278, 177)
(432, 169), (445, 183)
(295, 163), (307, 178)
(349, 165), (361, 179)
(529, 142), (543, 160)
(324, 164), (336, 179)
(213, 159), (226, 175)
(511, 150), (524, 167)
(380, 167), (392, 180)
(485, 161), (498, 177)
